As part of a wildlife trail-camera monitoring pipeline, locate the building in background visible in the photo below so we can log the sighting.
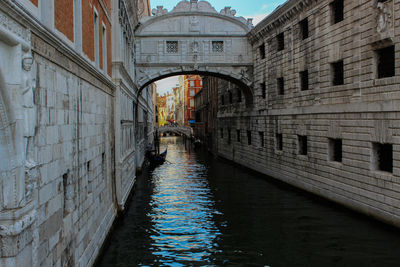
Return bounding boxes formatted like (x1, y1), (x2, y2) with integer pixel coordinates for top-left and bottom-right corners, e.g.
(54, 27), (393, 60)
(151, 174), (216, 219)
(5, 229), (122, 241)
(184, 75), (202, 126)
(156, 93), (168, 126)
(166, 93), (175, 122)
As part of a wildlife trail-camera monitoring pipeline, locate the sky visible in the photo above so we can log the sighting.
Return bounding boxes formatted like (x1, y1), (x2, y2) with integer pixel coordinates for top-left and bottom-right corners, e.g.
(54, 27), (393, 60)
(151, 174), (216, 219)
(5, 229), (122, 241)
(153, 0), (287, 95)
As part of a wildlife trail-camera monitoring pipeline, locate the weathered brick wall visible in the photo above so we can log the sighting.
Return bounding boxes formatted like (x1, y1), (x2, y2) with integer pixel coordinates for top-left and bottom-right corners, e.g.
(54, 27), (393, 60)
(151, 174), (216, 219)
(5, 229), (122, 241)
(32, 38), (115, 266)
(218, 0), (400, 226)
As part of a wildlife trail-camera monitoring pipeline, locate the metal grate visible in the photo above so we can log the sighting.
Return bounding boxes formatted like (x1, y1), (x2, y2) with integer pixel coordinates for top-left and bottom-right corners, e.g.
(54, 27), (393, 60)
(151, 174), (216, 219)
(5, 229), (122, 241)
(166, 41), (178, 53)
(212, 41), (224, 53)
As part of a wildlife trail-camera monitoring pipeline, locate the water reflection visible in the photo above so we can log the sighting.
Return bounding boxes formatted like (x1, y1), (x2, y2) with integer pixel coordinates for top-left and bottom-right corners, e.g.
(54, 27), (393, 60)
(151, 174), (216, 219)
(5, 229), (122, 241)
(148, 138), (220, 265)
(98, 136), (400, 267)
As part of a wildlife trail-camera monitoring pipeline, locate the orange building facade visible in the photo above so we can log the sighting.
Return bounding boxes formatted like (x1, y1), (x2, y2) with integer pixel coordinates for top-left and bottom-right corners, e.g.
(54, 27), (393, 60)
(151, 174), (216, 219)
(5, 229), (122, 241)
(184, 75), (202, 126)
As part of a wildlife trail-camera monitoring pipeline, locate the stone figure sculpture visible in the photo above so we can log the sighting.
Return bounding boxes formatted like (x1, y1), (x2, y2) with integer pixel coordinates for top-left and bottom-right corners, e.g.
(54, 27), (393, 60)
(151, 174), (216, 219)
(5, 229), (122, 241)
(21, 52), (38, 202)
(189, 16), (200, 32)
(376, 1), (392, 33)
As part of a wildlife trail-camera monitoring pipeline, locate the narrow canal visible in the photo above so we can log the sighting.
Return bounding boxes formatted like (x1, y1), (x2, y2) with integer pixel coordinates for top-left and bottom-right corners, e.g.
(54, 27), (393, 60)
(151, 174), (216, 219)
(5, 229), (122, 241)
(97, 136), (400, 266)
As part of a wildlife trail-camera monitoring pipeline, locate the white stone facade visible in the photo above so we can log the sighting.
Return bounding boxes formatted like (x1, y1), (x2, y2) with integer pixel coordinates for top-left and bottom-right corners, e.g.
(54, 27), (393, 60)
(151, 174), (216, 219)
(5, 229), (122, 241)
(0, 0), (153, 266)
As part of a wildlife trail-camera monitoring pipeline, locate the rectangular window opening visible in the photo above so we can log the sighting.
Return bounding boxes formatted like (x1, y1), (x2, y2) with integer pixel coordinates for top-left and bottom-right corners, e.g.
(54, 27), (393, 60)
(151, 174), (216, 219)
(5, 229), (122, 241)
(237, 129), (241, 143)
(166, 41), (178, 53)
(298, 135), (308, 155)
(331, 0), (344, 24)
(212, 41), (224, 53)
(229, 91), (233, 104)
(259, 132), (264, 147)
(228, 129), (231, 144)
(277, 32), (284, 51)
(94, 11), (99, 67)
(331, 60), (344, 86)
(259, 43), (266, 59)
(221, 95), (225, 105)
(277, 77), (284, 95)
(300, 18), (309, 40)
(300, 70), (309, 91)
(247, 130), (252, 145)
(102, 26), (107, 74)
(376, 45), (395, 79)
(276, 133), (283, 151)
(261, 82), (266, 99)
(237, 88), (242, 103)
(220, 128), (224, 139)
(372, 143), (393, 173)
(328, 138), (342, 162)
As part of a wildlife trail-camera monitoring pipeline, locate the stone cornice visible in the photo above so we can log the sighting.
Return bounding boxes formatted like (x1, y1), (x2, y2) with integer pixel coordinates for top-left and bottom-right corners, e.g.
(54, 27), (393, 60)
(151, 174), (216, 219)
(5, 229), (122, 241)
(248, 0), (318, 44)
(2, 0), (116, 95)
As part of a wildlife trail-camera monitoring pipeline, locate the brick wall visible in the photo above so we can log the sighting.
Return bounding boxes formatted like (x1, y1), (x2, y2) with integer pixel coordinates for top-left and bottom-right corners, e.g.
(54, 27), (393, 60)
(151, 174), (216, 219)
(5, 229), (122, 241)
(55, 0), (74, 42)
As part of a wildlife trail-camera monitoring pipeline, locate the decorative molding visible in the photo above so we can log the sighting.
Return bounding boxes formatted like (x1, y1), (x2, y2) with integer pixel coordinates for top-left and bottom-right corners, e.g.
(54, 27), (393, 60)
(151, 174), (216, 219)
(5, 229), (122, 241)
(0, 210), (36, 236)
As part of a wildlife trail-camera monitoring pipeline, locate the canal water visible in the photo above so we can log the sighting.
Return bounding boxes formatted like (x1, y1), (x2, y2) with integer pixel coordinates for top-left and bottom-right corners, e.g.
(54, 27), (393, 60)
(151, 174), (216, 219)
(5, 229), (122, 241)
(97, 136), (400, 266)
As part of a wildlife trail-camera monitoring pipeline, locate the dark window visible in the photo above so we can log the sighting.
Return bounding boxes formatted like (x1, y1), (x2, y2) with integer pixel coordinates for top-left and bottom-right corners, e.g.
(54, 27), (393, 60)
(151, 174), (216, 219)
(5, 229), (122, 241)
(237, 88), (242, 103)
(62, 173), (68, 216)
(276, 133), (283, 151)
(300, 70), (309, 91)
(228, 129), (231, 144)
(331, 0), (344, 24)
(277, 77), (284, 95)
(261, 82), (266, 99)
(221, 95), (225, 105)
(328, 138), (342, 162)
(277, 32), (284, 51)
(373, 143), (393, 173)
(331, 60), (344, 85)
(220, 128), (223, 139)
(259, 132), (264, 147)
(300, 18), (309, 40)
(259, 44), (266, 59)
(376, 46), (395, 78)
(229, 91), (233, 104)
(298, 135), (308, 155)
(247, 130), (252, 145)
(237, 129), (241, 142)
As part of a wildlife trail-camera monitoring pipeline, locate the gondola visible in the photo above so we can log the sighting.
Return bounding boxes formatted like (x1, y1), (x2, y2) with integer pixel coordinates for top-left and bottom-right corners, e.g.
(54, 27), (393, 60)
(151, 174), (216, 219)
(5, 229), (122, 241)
(148, 148), (167, 166)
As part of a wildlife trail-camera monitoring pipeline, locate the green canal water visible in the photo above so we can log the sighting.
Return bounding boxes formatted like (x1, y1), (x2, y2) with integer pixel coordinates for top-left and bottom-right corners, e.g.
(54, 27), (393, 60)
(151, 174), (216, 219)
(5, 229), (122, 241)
(97, 136), (400, 266)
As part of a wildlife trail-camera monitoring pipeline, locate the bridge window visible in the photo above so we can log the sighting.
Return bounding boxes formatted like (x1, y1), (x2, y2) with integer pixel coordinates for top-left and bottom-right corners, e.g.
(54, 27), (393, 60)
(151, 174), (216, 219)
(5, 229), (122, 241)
(259, 43), (266, 59)
(331, 0), (344, 24)
(328, 138), (342, 162)
(376, 45), (395, 79)
(166, 41), (178, 53)
(277, 77), (284, 95)
(212, 41), (224, 53)
(237, 88), (242, 103)
(277, 32), (284, 51)
(259, 132), (264, 147)
(261, 82), (266, 99)
(247, 130), (252, 145)
(331, 60), (344, 86)
(237, 129), (241, 142)
(298, 135), (308, 156)
(276, 133), (283, 151)
(300, 18), (309, 40)
(372, 142), (393, 173)
(300, 70), (309, 91)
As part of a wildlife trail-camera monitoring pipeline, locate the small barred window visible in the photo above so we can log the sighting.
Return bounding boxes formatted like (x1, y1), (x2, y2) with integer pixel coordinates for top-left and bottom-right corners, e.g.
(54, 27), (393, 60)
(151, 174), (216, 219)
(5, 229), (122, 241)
(166, 41), (178, 53)
(212, 41), (224, 53)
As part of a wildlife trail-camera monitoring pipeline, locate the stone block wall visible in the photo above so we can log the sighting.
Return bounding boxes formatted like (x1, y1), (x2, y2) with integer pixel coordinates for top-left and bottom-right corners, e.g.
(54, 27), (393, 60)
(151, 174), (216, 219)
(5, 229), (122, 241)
(218, 0), (400, 226)
(32, 42), (115, 266)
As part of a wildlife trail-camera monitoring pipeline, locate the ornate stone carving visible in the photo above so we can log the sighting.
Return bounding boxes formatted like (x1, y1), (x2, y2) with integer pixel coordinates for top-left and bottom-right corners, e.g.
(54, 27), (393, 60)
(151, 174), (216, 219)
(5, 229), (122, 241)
(0, 12), (31, 44)
(189, 16), (200, 32)
(0, 210), (36, 236)
(152, 6), (168, 16)
(220, 7), (236, 17)
(376, 1), (392, 34)
(190, 41), (199, 54)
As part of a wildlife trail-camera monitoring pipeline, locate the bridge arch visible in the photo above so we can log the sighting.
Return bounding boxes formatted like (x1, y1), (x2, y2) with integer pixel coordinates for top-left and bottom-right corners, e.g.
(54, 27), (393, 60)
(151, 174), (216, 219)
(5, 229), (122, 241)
(135, 0), (255, 106)
(157, 126), (193, 138)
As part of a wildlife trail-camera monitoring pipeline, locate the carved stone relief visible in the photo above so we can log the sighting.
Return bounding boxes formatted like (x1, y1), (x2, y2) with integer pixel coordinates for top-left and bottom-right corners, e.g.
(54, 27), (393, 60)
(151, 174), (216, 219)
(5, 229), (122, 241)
(375, 0), (393, 34)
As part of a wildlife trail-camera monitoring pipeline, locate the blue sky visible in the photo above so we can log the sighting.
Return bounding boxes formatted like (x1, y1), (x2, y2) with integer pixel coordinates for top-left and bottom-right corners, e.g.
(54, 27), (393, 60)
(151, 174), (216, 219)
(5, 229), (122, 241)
(150, 0), (286, 21)
(152, 0), (287, 94)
